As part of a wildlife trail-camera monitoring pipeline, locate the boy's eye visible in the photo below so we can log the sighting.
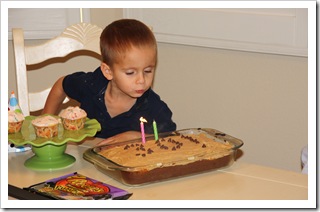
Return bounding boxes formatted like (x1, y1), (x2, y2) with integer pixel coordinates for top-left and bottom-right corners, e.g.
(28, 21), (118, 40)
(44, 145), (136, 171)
(144, 67), (153, 73)
(125, 70), (135, 75)
(124, 67), (154, 75)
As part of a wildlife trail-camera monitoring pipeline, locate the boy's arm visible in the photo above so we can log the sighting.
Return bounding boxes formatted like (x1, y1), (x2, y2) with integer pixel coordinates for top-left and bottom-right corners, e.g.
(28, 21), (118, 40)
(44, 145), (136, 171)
(42, 76), (67, 115)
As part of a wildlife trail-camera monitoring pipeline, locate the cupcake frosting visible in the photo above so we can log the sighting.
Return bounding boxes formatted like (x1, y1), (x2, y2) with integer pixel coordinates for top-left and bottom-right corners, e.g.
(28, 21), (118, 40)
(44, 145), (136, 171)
(31, 115), (59, 127)
(8, 110), (24, 122)
(59, 106), (87, 120)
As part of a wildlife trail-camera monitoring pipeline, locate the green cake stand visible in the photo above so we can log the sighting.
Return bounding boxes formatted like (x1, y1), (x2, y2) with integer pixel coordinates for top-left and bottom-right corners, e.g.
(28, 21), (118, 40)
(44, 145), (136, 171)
(9, 115), (101, 171)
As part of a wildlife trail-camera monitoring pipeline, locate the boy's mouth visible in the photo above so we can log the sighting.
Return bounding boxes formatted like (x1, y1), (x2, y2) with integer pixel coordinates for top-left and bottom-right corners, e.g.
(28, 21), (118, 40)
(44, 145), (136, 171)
(135, 89), (145, 94)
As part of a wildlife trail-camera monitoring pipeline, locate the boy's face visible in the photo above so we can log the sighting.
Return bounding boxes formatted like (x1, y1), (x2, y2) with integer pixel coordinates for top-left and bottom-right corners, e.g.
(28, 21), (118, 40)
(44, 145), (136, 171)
(105, 46), (157, 99)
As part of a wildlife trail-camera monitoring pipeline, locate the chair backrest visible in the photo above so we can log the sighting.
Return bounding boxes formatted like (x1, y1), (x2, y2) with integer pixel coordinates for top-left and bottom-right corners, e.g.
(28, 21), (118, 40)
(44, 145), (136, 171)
(12, 23), (102, 116)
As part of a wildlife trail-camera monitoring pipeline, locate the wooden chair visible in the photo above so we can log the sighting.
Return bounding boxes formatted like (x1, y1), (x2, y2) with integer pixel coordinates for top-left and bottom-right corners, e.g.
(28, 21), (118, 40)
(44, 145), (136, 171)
(12, 23), (102, 116)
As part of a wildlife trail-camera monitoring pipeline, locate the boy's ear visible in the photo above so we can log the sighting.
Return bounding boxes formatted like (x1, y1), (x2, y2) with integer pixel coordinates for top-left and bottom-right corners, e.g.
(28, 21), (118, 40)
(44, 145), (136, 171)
(100, 63), (113, 80)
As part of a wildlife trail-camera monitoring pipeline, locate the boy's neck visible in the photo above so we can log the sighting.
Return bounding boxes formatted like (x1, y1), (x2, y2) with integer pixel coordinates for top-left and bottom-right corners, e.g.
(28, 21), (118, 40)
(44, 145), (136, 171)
(104, 82), (137, 118)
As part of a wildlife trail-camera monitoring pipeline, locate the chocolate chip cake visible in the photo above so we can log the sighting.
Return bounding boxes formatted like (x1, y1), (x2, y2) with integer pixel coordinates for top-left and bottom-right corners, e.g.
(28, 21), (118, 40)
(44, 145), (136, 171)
(96, 132), (235, 185)
(99, 133), (233, 168)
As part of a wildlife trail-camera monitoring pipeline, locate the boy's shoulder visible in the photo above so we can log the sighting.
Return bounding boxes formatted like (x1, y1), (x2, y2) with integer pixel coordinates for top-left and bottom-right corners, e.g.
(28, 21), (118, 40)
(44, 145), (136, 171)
(68, 67), (103, 80)
(63, 66), (108, 94)
(68, 67), (107, 84)
(144, 89), (171, 109)
(145, 89), (161, 101)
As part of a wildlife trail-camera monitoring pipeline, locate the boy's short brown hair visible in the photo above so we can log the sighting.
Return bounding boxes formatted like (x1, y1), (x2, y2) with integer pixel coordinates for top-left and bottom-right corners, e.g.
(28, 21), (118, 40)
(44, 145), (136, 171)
(100, 19), (157, 67)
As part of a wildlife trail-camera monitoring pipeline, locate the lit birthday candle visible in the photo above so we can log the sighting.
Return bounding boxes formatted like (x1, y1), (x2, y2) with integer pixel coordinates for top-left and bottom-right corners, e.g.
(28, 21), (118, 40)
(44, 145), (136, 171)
(153, 120), (158, 141)
(139, 117), (147, 144)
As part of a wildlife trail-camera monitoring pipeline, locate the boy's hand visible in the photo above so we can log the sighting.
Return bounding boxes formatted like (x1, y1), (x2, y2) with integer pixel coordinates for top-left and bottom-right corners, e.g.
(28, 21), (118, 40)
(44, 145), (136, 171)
(96, 131), (142, 146)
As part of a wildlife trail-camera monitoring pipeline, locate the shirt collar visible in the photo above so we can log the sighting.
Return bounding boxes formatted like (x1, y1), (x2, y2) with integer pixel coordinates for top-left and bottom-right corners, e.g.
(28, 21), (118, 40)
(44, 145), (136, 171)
(95, 81), (150, 117)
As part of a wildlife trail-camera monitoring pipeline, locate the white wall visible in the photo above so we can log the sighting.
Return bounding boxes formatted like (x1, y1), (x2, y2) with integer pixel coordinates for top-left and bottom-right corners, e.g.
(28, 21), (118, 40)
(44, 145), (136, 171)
(154, 43), (307, 172)
(8, 8), (308, 172)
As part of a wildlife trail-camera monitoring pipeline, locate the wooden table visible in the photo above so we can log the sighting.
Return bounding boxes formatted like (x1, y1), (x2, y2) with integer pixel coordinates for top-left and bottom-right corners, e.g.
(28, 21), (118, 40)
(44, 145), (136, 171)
(6, 138), (309, 208)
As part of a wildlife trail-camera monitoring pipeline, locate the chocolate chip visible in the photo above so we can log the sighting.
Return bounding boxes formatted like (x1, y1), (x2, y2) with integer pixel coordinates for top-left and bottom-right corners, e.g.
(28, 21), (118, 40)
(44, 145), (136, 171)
(202, 144), (207, 148)
(215, 133), (226, 136)
(142, 154), (146, 157)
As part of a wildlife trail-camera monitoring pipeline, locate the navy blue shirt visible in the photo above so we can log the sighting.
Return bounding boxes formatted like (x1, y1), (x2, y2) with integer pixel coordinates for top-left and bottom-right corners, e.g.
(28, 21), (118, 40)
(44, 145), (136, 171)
(62, 67), (177, 138)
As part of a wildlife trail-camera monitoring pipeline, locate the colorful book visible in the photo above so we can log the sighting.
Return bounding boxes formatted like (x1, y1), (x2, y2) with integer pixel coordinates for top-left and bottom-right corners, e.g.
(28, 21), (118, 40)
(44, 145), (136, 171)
(24, 172), (132, 200)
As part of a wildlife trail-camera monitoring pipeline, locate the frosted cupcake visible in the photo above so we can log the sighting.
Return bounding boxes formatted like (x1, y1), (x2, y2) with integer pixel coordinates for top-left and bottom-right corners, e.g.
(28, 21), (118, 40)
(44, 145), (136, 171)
(8, 110), (25, 133)
(31, 115), (59, 138)
(59, 106), (87, 131)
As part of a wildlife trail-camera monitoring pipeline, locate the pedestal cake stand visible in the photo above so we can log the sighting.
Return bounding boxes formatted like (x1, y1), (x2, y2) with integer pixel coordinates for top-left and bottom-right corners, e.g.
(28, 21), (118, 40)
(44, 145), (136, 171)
(9, 116), (101, 171)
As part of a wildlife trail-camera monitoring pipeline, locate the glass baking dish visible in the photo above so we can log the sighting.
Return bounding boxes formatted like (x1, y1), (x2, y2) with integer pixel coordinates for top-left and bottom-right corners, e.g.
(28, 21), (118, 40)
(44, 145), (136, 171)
(83, 128), (243, 186)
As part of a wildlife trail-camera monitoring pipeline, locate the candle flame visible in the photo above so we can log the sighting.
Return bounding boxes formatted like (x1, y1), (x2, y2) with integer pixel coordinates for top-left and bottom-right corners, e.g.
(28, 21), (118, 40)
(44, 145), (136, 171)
(140, 117), (147, 123)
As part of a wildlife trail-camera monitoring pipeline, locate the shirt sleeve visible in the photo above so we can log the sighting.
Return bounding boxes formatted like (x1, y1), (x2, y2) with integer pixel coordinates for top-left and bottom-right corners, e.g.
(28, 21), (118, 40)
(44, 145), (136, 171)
(62, 71), (87, 103)
(153, 105), (177, 133)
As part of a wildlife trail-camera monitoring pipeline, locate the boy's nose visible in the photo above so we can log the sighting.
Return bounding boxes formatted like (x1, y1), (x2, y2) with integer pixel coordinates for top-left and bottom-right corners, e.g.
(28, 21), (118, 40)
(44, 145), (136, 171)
(136, 73), (145, 84)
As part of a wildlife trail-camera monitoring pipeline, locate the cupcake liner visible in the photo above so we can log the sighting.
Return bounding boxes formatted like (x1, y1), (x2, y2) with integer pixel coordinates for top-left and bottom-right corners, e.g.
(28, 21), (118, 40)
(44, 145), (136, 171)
(33, 124), (58, 138)
(8, 121), (24, 134)
(61, 117), (86, 131)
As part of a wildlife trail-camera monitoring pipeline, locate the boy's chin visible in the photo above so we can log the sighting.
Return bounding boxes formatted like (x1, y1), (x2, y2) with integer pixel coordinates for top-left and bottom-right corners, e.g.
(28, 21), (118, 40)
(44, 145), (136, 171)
(132, 91), (146, 98)
(128, 93), (142, 99)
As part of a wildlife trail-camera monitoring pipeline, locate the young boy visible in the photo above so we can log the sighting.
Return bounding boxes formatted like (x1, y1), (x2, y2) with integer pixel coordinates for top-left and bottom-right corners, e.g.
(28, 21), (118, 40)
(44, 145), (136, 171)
(42, 19), (176, 144)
